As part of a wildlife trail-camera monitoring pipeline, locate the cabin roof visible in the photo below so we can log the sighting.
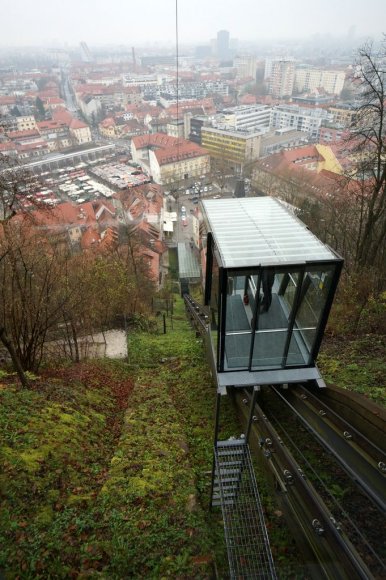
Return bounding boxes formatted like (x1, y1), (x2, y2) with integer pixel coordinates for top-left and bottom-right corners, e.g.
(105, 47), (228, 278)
(202, 197), (338, 268)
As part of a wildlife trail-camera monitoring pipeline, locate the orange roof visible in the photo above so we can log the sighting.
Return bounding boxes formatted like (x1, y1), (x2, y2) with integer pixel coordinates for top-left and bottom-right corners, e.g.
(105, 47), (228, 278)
(100, 117), (115, 128)
(0, 142), (16, 151)
(52, 107), (74, 125)
(70, 118), (89, 130)
(7, 129), (40, 139)
(0, 96), (17, 105)
(131, 132), (178, 150)
(32, 201), (96, 228)
(37, 120), (68, 131)
(154, 142), (208, 166)
(16, 141), (48, 151)
(44, 97), (65, 105)
(81, 227), (100, 250)
(283, 145), (323, 164)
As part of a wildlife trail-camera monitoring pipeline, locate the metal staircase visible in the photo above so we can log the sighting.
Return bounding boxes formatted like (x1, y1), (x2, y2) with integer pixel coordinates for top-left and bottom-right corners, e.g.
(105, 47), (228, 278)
(211, 439), (277, 579)
(184, 297), (276, 578)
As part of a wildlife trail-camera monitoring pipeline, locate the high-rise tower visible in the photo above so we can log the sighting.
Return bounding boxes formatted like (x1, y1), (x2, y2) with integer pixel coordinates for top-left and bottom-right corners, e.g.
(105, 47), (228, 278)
(217, 30), (230, 60)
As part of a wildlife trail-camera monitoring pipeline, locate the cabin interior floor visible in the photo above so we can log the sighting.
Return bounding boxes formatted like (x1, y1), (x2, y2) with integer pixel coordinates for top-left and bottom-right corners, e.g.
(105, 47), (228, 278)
(224, 289), (307, 370)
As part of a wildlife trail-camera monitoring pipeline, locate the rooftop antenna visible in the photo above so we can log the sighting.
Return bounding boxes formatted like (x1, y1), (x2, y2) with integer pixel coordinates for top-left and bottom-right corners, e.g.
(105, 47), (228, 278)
(132, 46), (136, 73)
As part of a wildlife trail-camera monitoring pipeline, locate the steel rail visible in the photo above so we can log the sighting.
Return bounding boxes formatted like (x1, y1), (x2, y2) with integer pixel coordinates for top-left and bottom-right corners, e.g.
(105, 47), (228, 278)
(235, 389), (376, 579)
(267, 406), (386, 574)
(235, 390), (372, 579)
(183, 296), (381, 577)
(272, 385), (386, 514)
(296, 385), (385, 458)
(184, 294), (210, 335)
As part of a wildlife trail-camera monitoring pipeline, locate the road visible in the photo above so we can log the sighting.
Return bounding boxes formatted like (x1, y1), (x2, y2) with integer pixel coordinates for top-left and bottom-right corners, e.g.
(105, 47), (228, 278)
(60, 70), (78, 114)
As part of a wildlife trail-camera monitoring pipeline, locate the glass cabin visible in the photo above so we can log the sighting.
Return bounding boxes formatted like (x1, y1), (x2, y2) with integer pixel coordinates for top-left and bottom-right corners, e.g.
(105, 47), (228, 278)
(201, 197), (343, 387)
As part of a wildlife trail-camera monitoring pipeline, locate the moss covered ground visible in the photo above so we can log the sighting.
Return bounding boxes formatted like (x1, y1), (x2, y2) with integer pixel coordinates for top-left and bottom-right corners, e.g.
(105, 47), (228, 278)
(319, 333), (386, 407)
(0, 299), (236, 578)
(0, 297), (309, 578)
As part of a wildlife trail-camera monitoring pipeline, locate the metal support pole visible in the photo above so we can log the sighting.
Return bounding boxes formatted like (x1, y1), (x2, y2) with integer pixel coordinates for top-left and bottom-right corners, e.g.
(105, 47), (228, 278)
(213, 391), (222, 447)
(210, 391), (222, 510)
(245, 386), (259, 445)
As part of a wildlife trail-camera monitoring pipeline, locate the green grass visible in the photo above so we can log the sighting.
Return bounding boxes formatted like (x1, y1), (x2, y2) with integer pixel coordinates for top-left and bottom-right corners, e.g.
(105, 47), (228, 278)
(0, 302), (230, 578)
(0, 297), (305, 578)
(0, 360), (134, 577)
(319, 334), (386, 407)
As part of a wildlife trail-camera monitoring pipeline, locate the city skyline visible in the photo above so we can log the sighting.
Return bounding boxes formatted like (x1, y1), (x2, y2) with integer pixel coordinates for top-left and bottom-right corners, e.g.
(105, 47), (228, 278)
(1, 0), (385, 47)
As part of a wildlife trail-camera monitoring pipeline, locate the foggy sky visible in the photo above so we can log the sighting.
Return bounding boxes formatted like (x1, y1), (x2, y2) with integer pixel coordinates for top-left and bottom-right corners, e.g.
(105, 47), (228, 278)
(1, 0), (385, 47)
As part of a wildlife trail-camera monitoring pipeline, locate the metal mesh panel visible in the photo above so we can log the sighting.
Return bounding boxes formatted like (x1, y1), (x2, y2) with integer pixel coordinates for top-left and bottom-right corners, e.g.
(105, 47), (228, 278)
(213, 440), (276, 579)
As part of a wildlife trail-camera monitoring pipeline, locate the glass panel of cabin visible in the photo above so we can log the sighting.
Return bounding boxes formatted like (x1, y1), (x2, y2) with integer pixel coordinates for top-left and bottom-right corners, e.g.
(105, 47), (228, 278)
(223, 272), (257, 369)
(286, 265), (335, 366)
(221, 264), (339, 372)
(210, 249), (220, 358)
(251, 269), (304, 369)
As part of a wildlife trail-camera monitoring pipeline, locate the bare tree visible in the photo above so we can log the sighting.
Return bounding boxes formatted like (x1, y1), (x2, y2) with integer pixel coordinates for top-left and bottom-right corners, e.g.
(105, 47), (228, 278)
(0, 157), (46, 385)
(347, 36), (386, 276)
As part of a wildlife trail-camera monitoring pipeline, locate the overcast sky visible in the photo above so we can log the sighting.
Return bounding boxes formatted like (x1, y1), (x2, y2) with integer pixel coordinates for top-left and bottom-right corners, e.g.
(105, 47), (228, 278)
(1, 0), (385, 47)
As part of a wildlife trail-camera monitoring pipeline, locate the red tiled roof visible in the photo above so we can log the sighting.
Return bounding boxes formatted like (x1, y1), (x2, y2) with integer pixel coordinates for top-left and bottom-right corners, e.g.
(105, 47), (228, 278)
(131, 132), (179, 150)
(0, 142), (16, 151)
(239, 94), (257, 105)
(70, 118), (89, 130)
(0, 96), (17, 105)
(43, 97), (65, 105)
(16, 141), (49, 151)
(154, 142), (208, 166)
(100, 117), (115, 128)
(7, 129), (40, 140)
(52, 107), (74, 125)
(81, 227), (100, 250)
(37, 120), (68, 131)
(283, 145), (323, 164)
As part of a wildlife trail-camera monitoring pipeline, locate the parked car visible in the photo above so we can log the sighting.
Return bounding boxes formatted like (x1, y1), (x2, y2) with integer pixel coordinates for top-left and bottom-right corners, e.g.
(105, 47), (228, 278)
(181, 205), (186, 213)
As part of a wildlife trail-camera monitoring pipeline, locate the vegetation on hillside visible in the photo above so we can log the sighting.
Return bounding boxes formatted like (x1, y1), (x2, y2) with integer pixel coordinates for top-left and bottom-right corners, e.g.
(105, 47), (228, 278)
(0, 298), (306, 578)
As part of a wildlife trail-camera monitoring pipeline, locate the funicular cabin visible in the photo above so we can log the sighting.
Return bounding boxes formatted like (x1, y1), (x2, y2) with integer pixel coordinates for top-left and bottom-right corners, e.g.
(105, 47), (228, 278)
(201, 197), (343, 389)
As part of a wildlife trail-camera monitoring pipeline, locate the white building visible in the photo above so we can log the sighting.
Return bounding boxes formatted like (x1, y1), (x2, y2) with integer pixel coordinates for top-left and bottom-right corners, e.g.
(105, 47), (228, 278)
(78, 95), (103, 123)
(219, 105), (271, 133)
(295, 67), (346, 96)
(270, 105), (332, 140)
(268, 59), (295, 98)
(234, 55), (257, 79)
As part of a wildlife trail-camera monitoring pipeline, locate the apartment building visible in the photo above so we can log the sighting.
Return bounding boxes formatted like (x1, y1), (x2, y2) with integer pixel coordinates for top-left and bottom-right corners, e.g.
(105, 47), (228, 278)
(201, 126), (261, 170)
(0, 115), (37, 133)
(267, 59), (295, 98)
(328, 105), (356, 127)
(69, 118), (92, 144)
(295, 67), (346, 95)
(270, 105), (332, 139)
(234, 55), (257, 79)
(220, 105), (271, 132)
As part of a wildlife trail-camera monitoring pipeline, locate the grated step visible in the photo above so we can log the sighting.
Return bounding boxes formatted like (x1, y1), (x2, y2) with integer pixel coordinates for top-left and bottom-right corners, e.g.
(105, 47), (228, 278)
(212, 499), (235, 507)
(214, 477), (240, 485)
(217, 449), (245, 457)
(216, 460), (243, 467)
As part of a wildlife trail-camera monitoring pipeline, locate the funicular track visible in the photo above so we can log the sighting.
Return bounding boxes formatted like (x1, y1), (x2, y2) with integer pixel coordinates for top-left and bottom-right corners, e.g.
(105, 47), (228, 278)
(184, 294), (386, 579)
(270, 384), (386, 513)
(236, 388), (386, 580)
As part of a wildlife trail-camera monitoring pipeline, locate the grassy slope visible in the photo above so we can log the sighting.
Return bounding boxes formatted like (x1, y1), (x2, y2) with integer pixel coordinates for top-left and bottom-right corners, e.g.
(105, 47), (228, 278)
(319, 334), (386, 407)
(0, 302), (234, 578)
(0, 298), (305, 578)
(0, 361), (134, 577)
